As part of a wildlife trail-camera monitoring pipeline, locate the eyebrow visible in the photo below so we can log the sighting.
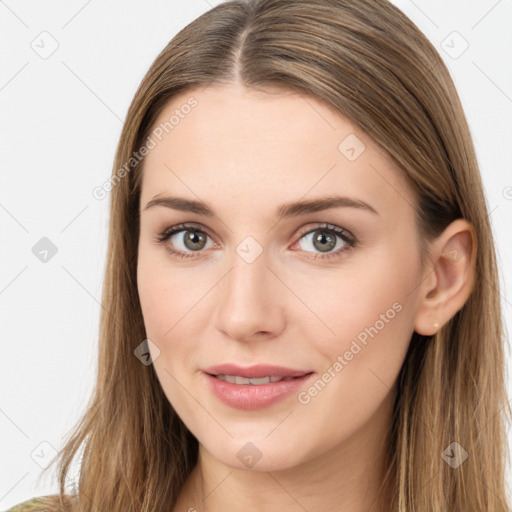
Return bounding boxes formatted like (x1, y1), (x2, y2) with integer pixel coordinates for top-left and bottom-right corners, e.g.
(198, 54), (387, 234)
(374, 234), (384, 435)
(144, 194), (379, 218)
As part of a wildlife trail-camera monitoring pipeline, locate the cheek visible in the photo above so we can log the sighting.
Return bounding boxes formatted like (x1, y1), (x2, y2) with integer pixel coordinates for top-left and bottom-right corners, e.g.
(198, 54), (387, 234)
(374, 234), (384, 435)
(137, 250), (169, 339)
(294, 244), (420, 418)
(282, 275), (417, 468)
(136, 248), (206, 411)
(292, 249), (421, 427)
(297, 248), (416, 347)
(136, 245), (216, 367)
(137, 244), (195, 336)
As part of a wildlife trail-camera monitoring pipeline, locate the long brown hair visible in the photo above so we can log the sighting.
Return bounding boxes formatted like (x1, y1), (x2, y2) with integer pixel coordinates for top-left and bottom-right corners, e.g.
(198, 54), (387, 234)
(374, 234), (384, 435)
(39, 1), (511, 510)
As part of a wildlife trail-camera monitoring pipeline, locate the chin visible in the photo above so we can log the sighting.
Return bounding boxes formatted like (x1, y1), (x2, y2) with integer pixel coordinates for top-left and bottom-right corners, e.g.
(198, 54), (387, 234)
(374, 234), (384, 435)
(199, 435), (311, 473)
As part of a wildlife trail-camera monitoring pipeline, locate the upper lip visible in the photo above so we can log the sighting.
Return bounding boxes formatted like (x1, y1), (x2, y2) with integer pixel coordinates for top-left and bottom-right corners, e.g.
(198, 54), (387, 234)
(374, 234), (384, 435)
(204, 364), (313, 379)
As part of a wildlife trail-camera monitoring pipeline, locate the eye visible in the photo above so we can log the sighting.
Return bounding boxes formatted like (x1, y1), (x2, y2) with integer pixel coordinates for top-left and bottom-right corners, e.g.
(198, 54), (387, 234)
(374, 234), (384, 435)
(154, 223), (216, 259)
(293, 223), (356, 260)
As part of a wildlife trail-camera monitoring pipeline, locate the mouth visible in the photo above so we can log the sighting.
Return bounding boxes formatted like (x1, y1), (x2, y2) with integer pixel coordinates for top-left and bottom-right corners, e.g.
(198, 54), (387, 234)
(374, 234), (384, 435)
(203, 363), (313, 379)
(202, 364), (315, 410)
(210, 374), (308, 385)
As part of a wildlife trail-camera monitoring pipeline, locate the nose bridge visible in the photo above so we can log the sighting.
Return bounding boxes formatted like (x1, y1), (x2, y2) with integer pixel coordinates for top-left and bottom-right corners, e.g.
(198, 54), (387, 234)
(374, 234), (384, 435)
(232, 248), (271, 298)
(214, 243), (285, 339)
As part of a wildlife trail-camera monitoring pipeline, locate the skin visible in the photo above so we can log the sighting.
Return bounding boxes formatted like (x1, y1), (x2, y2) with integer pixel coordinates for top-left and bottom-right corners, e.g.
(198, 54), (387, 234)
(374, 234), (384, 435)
(136, 83), (476, 512)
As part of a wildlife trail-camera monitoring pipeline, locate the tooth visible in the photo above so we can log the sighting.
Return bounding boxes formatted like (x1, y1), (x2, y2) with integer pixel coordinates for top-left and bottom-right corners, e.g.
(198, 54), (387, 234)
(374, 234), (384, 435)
(215, 375), (235, 383)
(249, 377), (271, 385)
(216, 374), (292, 385)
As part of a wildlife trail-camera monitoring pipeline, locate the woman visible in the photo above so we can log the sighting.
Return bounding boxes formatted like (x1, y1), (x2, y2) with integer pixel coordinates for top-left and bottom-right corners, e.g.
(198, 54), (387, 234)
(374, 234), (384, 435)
(8, 0), (510, 510)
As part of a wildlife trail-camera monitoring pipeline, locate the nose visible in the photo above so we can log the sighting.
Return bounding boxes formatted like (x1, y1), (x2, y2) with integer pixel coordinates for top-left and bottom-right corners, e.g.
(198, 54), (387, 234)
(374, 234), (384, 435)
(214, 251), (286, 343)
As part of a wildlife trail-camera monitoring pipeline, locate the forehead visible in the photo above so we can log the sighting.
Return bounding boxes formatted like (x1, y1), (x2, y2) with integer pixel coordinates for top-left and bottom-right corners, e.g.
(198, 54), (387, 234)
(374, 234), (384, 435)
(140, 84), (415, 220)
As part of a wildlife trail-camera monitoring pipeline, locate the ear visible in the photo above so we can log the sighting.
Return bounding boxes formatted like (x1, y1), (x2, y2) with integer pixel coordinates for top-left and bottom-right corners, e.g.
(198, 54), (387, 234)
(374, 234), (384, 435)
(414, 219), (477, 336)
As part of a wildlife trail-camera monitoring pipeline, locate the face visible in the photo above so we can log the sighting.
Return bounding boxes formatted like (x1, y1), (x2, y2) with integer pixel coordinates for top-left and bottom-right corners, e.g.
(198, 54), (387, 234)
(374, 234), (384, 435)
(137, 83), (424, 472)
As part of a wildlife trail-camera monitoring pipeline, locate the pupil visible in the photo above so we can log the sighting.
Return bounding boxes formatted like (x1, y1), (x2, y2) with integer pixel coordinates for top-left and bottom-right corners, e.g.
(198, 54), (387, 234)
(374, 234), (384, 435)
(185, 230), (206, 250)
(314, 231), (335, 252)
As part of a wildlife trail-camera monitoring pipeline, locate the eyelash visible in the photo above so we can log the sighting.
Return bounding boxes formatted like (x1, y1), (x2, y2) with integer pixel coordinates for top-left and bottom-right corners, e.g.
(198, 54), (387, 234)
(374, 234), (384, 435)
(154, 222), (357, 261)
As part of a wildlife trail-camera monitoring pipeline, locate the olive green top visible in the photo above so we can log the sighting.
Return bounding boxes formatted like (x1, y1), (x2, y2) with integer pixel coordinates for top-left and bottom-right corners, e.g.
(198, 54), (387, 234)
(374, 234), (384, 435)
(4, 496), (52, 512)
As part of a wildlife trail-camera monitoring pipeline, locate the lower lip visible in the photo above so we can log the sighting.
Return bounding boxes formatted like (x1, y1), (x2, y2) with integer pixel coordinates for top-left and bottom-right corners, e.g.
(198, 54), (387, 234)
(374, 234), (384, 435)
(203, 372), (315, 410)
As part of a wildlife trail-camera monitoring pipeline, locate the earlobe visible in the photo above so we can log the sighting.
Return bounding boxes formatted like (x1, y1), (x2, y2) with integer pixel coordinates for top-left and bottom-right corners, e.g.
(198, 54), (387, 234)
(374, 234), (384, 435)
(413, 219), (477, 336)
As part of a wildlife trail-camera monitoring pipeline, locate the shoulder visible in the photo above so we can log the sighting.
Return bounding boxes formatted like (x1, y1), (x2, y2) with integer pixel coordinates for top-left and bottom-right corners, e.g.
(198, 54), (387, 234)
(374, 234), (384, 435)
(4, 495), (56, 512)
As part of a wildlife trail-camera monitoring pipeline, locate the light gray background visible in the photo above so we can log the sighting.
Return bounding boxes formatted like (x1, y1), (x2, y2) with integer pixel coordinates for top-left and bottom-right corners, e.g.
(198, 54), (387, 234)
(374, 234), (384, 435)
(1, 0), (511, 508)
